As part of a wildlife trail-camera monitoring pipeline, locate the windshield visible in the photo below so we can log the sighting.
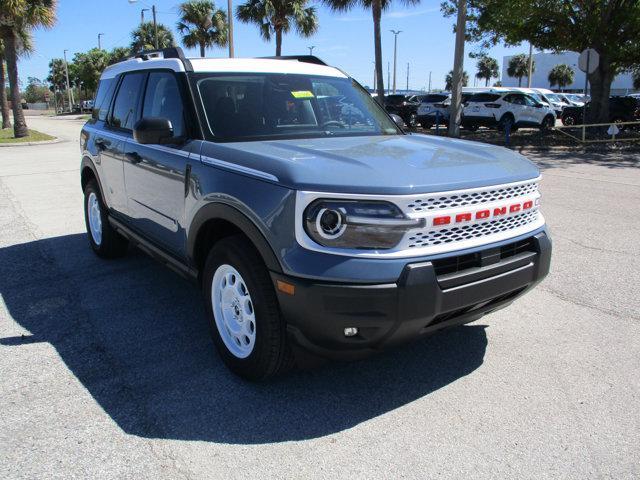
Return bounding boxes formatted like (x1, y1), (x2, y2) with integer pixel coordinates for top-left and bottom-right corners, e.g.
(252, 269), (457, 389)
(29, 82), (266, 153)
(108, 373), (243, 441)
(545, 93), (561, 102)
(194, 73), (399, 141)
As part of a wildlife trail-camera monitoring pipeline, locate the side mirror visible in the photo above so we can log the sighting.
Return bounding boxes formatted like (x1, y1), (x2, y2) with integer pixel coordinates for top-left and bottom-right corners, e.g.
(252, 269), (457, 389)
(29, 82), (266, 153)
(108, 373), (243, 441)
(389, 113), (405, 129)
(133, 117), (174, 144)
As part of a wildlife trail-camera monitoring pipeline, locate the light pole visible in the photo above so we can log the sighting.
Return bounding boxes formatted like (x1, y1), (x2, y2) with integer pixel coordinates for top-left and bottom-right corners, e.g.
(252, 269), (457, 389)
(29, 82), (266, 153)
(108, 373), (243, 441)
(527, 42), (534, 88)
(63, 49), (74, 112)
(406, 62), (409, 92)
(98, 33), (104, 50)
(227, 0), (234, 57)
(129, 0), (158, 49)
(390, 30), (402, 93)
(428, 71), (432, 93)
(141, 8), (149, 24)
(387, 61), (390, 95)
(308, 46), (315, 55)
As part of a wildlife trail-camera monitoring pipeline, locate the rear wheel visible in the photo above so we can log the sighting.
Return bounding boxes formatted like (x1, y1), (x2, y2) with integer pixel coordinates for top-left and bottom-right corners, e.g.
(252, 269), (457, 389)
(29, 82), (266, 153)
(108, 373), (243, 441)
(83, 179), (128, 258)
(562, 114), (576, 126)
(497, 115), (515, 132)
(202, 235), (293, 380)
(540, 115), (555, 132)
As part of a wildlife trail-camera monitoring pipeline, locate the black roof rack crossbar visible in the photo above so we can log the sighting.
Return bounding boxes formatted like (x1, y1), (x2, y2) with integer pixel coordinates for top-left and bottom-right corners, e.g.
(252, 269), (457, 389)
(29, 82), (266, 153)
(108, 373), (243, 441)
(258, 55), (328, 66)
(128, 47), (193, 71)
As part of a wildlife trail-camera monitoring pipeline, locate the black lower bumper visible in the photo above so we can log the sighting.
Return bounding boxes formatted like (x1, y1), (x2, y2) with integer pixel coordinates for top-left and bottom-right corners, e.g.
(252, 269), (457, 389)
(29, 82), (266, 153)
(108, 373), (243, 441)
(272, 232), (551, 360)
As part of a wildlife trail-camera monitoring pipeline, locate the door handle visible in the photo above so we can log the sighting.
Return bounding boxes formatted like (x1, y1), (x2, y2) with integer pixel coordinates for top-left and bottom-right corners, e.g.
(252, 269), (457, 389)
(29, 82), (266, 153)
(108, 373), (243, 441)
(126, 151), (143, 164)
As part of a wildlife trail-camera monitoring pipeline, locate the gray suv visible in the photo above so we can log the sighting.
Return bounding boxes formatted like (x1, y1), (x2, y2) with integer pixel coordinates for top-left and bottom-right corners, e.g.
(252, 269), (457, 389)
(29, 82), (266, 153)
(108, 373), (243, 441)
(81, 48), (551, 380)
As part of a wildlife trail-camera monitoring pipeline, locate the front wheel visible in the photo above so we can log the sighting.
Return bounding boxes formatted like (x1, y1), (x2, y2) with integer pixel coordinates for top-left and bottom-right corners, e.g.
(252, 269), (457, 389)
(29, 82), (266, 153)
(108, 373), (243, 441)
(540, 115), (555, 132)
(83, 179), (128, 258)
(203, 235), (293, 380)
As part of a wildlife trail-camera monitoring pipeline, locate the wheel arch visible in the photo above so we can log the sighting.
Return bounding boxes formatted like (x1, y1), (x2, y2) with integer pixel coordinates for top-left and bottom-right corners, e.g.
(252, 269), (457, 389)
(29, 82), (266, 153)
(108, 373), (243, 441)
(188, 202), (282, 277)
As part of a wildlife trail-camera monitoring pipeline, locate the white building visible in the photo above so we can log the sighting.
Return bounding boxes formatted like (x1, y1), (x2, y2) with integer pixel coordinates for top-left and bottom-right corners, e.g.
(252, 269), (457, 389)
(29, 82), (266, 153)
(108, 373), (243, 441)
(501, 51), (636, 95)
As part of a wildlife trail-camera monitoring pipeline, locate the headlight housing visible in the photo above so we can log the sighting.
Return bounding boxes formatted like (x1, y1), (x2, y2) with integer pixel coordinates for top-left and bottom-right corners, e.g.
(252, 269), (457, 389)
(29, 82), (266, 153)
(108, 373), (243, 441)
(304, 199), (424, 249)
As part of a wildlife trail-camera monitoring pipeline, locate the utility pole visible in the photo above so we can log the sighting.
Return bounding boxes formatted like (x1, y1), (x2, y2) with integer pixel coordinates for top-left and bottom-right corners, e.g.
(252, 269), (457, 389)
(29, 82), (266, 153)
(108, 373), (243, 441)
(98, 33), (104, 50)
(227, 0), (234, 57)
(390, 30), (402, 93)
(406, 63), (409, 92)
(428, 71), (432, 93)
(63, 49), (74, 112)
(373, 62), (376, 90)
(527, 42), (534, 88)
(152, 5), (158, 49)
(308, 46), (315, 55)
(448, 0), (466, 138)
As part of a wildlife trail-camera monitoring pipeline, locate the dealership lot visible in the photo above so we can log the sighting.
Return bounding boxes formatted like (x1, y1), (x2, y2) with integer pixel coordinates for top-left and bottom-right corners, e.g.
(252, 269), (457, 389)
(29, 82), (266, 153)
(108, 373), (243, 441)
(1, 116), (639, 479)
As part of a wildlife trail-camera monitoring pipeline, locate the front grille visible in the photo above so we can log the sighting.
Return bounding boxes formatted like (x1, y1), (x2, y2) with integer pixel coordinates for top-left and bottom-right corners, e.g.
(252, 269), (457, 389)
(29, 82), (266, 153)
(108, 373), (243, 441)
(401, 180), (538, 213)
(405, 210), (539, 249)
(500, 237), (535, 259)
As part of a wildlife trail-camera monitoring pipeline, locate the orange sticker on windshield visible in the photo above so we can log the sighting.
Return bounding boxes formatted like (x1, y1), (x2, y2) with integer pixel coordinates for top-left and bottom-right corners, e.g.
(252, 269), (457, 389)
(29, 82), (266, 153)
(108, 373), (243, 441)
(291, 90), (314, 99)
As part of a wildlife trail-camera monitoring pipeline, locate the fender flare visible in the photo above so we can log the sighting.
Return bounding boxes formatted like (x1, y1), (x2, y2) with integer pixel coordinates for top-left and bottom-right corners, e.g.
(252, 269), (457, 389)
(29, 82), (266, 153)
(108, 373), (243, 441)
(187, 202), (282, 274)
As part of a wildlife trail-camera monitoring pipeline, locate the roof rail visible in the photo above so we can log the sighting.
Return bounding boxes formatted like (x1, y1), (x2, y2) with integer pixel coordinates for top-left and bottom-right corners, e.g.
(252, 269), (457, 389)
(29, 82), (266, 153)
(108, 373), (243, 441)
(128, 47), (193, 71)
(258, 55), (328, 66)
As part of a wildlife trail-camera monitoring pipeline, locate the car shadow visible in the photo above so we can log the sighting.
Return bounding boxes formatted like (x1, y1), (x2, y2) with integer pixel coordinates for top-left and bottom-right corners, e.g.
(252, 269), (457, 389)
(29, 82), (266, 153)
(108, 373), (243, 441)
(0, 233), (488, 444)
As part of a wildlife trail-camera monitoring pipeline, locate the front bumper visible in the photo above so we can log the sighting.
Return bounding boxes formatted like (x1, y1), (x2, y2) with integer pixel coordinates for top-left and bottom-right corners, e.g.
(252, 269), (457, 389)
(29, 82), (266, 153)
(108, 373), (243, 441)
(272, 232), (551, 360)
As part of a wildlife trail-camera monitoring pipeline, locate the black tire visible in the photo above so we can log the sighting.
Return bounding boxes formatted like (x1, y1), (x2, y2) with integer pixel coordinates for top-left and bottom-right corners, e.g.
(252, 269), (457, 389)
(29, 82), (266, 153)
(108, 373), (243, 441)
(83, 179), (128, 258)
(562, 115), (576, 126)
(465, 124), (479, 132)
(420, 121), (433, 130)
(540, 115), (555, 132)
(202, 235), (293, 381)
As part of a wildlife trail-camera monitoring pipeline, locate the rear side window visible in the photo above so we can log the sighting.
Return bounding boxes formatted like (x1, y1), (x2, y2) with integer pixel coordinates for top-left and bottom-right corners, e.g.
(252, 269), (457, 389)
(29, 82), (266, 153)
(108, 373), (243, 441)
(468, 93), (501, 103)
(110, 72), (146, 130)
(142, 72), (186, 138)
(92, 78), (116, 121)
(422, 94), (449, 103)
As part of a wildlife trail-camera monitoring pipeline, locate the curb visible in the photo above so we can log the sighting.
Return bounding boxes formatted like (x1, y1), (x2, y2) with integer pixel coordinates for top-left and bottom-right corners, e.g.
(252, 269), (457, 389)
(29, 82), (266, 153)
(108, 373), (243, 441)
(0, 137), (61, 147)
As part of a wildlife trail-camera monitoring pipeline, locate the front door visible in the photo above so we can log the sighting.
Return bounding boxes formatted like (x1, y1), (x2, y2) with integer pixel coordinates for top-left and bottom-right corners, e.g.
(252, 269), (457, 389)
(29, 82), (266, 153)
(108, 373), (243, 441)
(123, 71), (194, 255)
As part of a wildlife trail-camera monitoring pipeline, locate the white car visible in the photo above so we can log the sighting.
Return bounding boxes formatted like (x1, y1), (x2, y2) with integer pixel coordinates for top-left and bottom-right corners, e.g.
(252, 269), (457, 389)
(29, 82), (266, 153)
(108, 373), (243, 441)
(462, 91), (556, 131)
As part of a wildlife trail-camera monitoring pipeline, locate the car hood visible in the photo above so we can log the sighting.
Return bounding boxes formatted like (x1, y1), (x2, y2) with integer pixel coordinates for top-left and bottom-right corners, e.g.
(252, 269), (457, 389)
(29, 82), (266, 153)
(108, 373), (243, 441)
(202, 134), (540, 195)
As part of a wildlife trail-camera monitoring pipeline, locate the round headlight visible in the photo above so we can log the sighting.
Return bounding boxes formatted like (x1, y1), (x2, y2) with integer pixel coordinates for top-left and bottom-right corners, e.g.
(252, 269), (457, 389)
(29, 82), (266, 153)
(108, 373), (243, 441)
(316, 208), (346, 239)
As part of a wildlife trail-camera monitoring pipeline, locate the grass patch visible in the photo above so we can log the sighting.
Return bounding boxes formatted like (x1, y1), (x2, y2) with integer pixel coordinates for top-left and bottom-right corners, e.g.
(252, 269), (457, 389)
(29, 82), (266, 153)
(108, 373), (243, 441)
(0, 128), (55, 144)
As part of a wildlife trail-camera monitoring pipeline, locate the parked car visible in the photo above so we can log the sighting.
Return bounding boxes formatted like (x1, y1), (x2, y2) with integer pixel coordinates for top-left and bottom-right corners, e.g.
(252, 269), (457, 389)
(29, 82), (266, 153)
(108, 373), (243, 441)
(81, 100), (94, 113)
(383, 94), (420, 126)
(561, 96), (639, 126)
(461, 91), (556, 131)
(416, 93), (476, 129)
(555, 93), (582, 107)
(81, 48), (551, 380)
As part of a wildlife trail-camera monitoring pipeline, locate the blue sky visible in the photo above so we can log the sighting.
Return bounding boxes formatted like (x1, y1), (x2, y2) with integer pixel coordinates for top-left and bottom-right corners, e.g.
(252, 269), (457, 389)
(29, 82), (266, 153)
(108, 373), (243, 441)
(19, 0), (527, 91)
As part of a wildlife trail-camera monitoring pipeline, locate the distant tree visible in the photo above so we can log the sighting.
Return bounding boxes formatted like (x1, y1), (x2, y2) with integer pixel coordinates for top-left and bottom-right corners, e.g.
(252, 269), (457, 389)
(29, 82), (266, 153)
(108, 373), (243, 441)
(323, 0), (420, 103)
(493, 80), (502, 87)
(0, 0), (56, 137)
(548, 64), (574, 91)
(475, 55), (499, 86)
(130, 22), (175, 53)
(445, 70), (468, 91)
(108, 46), (131, 65)
(46, 58), (67, 92)
(507, 53), (534, 87)
(236, 0), (318, 56)
(23, 77), (48, 103)
(73, 48), (110, 96)
(177, 0), (227, 57)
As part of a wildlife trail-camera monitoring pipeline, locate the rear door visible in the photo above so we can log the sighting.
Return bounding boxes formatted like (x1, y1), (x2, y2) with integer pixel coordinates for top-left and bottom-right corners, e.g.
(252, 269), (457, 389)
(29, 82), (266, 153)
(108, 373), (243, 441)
(122, 70), (196, 255)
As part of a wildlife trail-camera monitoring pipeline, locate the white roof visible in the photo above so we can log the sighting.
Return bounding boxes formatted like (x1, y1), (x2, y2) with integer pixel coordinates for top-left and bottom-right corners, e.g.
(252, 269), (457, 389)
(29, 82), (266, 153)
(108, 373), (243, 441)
(101, 56), (346, 80)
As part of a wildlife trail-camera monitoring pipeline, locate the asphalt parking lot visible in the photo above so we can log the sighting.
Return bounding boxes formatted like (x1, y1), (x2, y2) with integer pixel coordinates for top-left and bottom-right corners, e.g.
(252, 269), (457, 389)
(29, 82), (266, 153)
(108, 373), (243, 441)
(1, 116), (639, 479)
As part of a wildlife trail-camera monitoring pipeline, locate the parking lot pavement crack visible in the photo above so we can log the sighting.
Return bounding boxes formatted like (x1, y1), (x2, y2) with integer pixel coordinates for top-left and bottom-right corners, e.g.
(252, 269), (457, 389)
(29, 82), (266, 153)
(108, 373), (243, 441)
(538, 285), (640, 322)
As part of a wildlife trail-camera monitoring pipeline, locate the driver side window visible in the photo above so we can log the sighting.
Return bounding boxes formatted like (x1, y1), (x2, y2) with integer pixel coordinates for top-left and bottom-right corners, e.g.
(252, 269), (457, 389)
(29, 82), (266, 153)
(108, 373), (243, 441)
(142, 72), (186, 138)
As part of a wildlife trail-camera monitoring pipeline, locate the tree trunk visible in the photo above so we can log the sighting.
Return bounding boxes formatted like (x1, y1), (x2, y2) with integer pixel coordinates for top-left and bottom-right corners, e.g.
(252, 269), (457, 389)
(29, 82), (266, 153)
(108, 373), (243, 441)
(0, 53), (11, 129)
(518, 77), (522, 87)
(200, 42), (205, 58)
(587, 55), (613, 124)
(1, 29), (28, 138)
(372, 0), (385, 103)
(275, 28), (282, 56)
(485, 78), (489, 87)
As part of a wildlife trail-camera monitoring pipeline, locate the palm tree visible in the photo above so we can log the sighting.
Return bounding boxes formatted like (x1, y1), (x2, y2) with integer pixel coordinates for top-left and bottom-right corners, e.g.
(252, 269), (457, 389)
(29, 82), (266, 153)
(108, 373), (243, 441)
(0, 41), (12, 129)
(475, 55), (499, 87)
(445, 70), (468, 91)
(236, 0), (318, 57)
(0, 0), (56, 138)
(507, 53), (534, 87)
(323, 0), (419, 103)
(108, 46), (131, 65)
(548, 64), (574, 91)
(177, 0), (228, 57)
(130, 22), (175, 53)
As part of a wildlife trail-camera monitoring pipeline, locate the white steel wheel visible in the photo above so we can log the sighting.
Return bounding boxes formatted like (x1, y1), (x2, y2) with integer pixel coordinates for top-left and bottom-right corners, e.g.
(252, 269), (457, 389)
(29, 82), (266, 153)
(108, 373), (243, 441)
(211, 264), (256, 359)
(87, 192), (102, 246)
